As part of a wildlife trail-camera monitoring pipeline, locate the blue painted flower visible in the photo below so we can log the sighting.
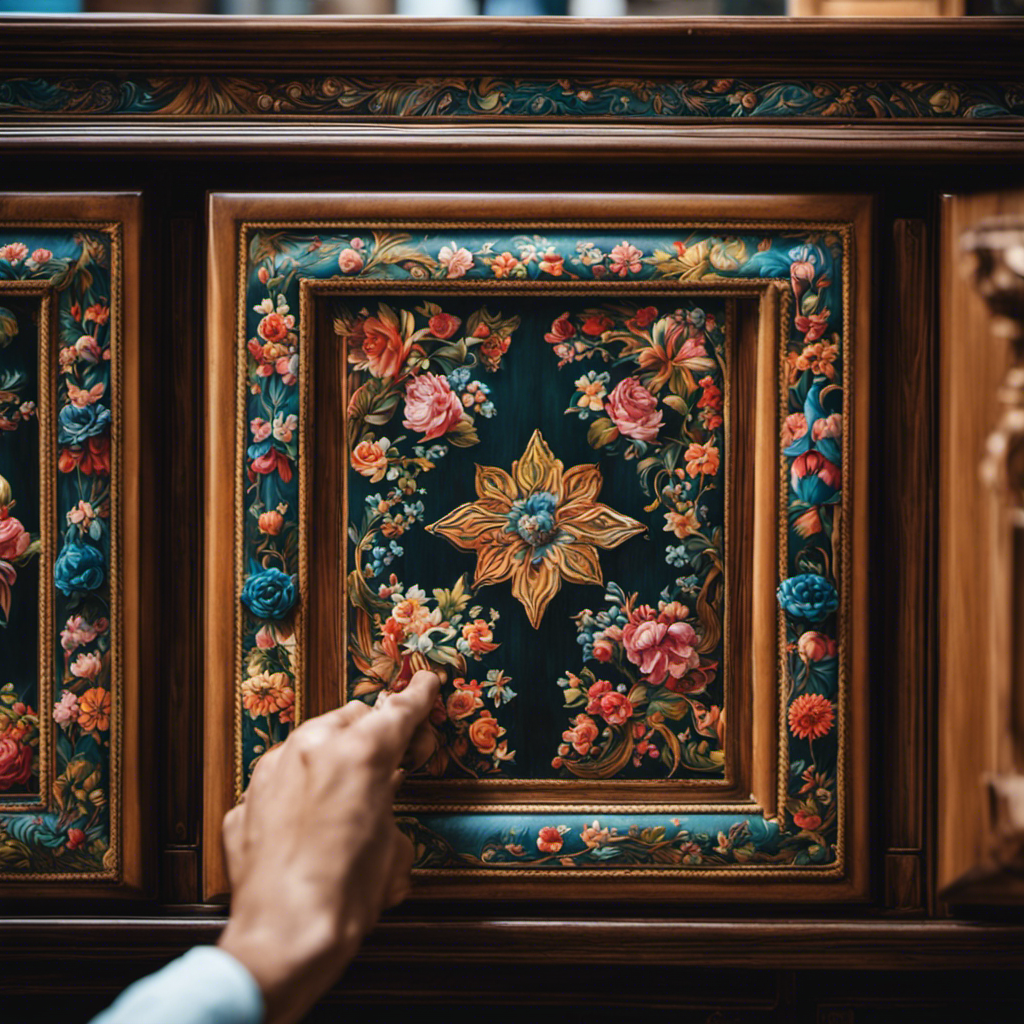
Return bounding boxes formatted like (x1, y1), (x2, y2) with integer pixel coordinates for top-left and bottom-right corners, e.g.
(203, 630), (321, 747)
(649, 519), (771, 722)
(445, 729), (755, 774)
(54, 540), (105, 596)
(58, 403), (111, 446)
(241, 564), (297, 619)
(776, 573), (838, 622)
(505, 491), (562, 564)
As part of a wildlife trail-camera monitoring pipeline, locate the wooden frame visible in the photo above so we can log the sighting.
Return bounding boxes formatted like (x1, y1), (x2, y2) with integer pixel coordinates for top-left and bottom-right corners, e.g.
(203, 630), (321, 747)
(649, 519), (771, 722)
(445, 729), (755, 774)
(0, 193), (148, 898)
(205, 192), (870, 903)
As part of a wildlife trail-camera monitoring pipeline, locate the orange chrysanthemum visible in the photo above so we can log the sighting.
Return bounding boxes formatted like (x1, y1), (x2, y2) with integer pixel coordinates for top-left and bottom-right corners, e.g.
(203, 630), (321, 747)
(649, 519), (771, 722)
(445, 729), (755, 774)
(787, 693), (835, 741)
(77, 686), (111, 733)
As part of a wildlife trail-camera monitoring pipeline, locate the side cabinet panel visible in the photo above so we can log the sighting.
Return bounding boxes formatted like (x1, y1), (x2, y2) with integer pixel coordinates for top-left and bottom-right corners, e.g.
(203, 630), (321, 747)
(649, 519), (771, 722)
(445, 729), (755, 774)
(0, 194), (147, 897)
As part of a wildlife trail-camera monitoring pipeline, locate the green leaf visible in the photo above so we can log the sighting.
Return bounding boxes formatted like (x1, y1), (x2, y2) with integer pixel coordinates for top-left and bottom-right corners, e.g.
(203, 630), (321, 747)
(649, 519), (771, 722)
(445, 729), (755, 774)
(587, 416), (619, 449)
(663, 395), (689, 416)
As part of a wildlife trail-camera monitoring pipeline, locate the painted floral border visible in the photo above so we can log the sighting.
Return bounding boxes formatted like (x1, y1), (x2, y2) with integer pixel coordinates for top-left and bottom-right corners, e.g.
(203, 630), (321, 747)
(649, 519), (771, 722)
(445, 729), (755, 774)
(0, 227), (120, 879)
(237, 220), (849, 872)
(1, 74), (1022, 120)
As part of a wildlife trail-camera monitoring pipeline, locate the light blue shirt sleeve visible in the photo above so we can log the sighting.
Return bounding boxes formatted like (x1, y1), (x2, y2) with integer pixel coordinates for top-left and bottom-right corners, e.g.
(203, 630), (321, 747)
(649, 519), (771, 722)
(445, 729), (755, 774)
(89, 945), (265, 1024)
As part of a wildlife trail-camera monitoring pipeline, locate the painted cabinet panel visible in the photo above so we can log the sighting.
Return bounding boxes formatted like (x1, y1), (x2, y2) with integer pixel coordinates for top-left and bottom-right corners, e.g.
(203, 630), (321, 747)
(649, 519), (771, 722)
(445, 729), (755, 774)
(205, 193), (870, 902)
(0, 195), (146, 895)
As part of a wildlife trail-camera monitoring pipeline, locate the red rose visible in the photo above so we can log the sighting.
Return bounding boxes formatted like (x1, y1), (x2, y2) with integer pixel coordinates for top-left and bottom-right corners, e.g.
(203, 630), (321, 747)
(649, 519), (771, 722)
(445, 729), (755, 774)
(592, 690), (632, 726)
(628, 306), (658, 330)
(429, 313), (461, 340)
(582, 314), (614, 337)
(544, 313), (575, 346)
(0, 734), (33, 791)
(536, 826), (564, 853)
(793, 810), (822, 832)
(66, 827), (87, 850)
(257, 312), (292, 344)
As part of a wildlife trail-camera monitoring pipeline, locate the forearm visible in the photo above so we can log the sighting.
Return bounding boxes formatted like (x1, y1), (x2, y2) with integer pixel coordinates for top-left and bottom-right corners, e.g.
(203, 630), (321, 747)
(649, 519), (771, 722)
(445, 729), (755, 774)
(89, 945), (265, 1024)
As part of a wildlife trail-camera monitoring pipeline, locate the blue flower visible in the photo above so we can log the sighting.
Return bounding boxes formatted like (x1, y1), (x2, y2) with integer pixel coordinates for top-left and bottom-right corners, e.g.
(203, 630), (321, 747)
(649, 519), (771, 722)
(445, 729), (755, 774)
(241, 564), (297, 619)
(58, 403), (111, 446)
(776, 573), (838, 622)
(54, 540), (105, 596)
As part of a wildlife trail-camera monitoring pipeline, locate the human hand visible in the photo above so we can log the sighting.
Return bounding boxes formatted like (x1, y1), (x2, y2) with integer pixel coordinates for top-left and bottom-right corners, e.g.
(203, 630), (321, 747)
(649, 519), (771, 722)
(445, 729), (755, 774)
(218, 670), (441, 1024)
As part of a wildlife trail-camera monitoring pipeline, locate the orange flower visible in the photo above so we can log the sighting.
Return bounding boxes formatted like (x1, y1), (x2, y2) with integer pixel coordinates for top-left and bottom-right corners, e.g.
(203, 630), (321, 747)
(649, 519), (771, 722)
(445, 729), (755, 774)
(242, 670), (296, 722)
(490, 252), (520, 278)
(351, 438), (390, 483)
(427, 431), (644, 628)
(683, 442), (720, 479)
(787, 693), (835, 740)
(663, 508), (700, 539)
(77, 687), (111, 733)
(468, 711), (504, 754)
(461, 619), (499, 655)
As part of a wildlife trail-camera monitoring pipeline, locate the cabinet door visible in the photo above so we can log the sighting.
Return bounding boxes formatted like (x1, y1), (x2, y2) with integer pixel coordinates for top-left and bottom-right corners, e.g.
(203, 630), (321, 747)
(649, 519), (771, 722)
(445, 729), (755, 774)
(0, 194), (148, 896)
(204, 192), (871, 903)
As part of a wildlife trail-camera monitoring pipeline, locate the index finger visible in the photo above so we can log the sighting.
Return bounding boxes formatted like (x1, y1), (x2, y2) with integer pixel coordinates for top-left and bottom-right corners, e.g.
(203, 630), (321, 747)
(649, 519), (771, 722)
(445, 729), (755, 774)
(356, 671), (440, 767)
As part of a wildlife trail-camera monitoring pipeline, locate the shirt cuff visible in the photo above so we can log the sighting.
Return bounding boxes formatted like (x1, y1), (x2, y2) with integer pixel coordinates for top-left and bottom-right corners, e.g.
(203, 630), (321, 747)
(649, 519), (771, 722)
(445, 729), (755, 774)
(90, 945), (265, 1024)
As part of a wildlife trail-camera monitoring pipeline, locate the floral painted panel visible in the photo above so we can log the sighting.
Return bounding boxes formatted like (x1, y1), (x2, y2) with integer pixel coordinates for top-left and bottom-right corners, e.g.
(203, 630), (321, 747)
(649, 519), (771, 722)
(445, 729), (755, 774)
(340, 296), (727, 782)
(239, 222), (847, 871)
(1, 74), (1023, 119)
(0, 231), (119, 878)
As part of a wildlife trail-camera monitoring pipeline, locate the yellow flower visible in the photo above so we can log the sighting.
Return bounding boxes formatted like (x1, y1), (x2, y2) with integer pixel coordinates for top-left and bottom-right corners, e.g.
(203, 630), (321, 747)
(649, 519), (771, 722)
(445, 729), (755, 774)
(426, 430), (645, 628)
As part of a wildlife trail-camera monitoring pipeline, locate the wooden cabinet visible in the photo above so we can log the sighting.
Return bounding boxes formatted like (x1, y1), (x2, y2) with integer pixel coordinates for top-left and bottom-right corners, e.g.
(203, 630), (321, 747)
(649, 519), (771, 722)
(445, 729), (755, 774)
(2, 14), (1024, 1020)
(205, 192), (872, 903)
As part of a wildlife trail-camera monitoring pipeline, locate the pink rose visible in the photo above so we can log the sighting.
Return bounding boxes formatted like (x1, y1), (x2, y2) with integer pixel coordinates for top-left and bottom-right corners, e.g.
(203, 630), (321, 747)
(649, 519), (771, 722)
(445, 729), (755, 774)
(585, 680), (632, 726)
(605, 378), (663, 443)
(402, 373), (464, 442)
(70, 651), (102, 680)
(0, 734), (33, 791)
(562, 713), (599, 756)
(621, 604), (700, 686)
(797, 630), (837, 663)
(31, 248), (52, 265)
(338, 247), (364, 274)
(0, 515), (29, 561)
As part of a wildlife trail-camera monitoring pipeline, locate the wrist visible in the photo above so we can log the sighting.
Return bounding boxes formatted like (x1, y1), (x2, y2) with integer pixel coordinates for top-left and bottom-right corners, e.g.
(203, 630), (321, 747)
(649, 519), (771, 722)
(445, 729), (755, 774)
(219, 914), (359, 1024)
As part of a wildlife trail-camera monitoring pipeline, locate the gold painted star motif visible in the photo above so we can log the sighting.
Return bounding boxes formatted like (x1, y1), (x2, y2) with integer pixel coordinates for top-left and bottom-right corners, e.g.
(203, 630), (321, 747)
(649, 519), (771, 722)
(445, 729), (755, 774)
(426, 430), (645, 629)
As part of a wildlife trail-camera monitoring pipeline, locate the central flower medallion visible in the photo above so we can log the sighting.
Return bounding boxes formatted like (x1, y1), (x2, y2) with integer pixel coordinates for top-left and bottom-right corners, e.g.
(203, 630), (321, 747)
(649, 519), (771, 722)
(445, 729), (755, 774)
(426, 430), (646, 628)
